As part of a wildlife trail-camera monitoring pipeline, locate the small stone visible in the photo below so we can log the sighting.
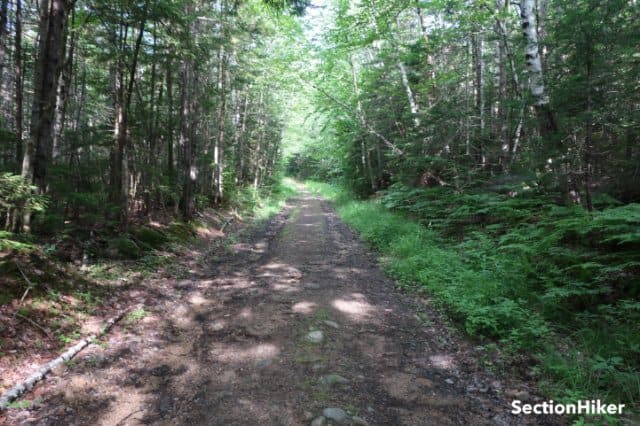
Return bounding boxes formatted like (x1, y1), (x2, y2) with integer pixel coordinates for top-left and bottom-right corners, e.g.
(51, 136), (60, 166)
(515, 390), (530, 400)
(256, 358), (273, 368)
(366, 406), (374, 413)
(306, 330), (324, 343)
(323, 320), (340, 329)
(319, 374), (349, 386)
(491, 414), (512, 426)
(445, 378), (454, 385)
(311, 364), (326, 372)
(311, 416), (326, 426)
(351, 416), (369, 425)
(306, 283), (321, 289)
(322, 408), (349, 424)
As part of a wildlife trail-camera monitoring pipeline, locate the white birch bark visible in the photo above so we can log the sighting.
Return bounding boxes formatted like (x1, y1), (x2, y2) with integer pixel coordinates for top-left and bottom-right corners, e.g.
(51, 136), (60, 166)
(397, 62), (420, 128)
(520, 0), (549, 107)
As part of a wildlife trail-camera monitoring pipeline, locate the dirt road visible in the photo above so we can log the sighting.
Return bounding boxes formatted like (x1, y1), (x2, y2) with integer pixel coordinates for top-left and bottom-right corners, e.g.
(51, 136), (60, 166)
(6, 190), (556, 425)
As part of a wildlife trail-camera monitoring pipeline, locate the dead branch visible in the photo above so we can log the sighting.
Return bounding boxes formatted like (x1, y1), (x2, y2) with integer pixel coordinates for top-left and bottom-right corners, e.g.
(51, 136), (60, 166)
(0, 308), (130, 411)
(15, 313), (52, 338)
(14, 262), (34, 316)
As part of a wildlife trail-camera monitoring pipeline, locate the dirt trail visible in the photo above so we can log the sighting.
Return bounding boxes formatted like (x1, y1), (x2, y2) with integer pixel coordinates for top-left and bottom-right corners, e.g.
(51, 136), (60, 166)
(4, 189), (559, 425)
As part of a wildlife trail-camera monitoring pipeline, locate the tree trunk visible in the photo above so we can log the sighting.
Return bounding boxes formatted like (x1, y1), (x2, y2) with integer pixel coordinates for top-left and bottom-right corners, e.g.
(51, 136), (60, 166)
(180, 59), (196, 220)
(166, 58), (174, 181)
(25, 0), (70, 187)
(237, 90), (249, 184)
(0, 0), (8, 116)
(15, 0), (23, 171)
(397, 62), (420, 128)
(472, 32), (485, 166)
(495, 3), (509, 167)
(109, 12), (146, 222)
(584, 50), (594, 212)
(214, 46), (227, 205)
(519, 0), (557, 135)
(52, 7), (76, 161)
(21, 0), (71, 231)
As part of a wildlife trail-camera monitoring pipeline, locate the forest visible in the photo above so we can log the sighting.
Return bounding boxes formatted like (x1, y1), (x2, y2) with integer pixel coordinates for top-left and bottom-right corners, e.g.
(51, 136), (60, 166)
(0, 0), (639, 423)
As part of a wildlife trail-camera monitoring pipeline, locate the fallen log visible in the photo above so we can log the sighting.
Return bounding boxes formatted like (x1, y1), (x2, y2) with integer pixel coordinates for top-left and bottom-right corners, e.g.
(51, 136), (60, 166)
(0, 309), (128, 411)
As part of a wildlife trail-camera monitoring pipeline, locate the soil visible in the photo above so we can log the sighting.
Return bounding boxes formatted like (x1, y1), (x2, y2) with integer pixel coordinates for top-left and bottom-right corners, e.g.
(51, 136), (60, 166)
(1, 189), (564, 425)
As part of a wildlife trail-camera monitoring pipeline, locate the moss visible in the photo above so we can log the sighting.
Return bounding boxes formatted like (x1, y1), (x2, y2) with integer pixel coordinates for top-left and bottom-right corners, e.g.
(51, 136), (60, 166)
(110, 237), (142, 259)
(133, 227), (167, 249)
(167, 221), (197, 242)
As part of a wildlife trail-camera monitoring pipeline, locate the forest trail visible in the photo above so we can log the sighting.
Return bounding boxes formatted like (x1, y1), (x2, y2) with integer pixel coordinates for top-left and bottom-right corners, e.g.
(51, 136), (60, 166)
(7, 188), (556, 425)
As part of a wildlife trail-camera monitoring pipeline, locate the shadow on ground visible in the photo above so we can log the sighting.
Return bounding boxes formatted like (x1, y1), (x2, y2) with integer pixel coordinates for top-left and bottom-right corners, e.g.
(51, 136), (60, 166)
(10, 192), (562, 426)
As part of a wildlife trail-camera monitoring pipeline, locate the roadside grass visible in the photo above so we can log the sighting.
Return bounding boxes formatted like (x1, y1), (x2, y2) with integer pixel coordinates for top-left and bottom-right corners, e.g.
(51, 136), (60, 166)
(230, 177), (298, 222)
(306, 181), (639, 424)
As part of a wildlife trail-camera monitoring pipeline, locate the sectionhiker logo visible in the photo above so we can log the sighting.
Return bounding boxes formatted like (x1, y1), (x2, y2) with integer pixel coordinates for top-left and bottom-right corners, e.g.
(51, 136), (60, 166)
(511, 400), (625, 416)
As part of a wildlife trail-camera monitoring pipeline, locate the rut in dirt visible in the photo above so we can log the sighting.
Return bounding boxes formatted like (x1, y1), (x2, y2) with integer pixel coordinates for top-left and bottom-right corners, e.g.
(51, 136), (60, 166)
(14, 190), (559, 425)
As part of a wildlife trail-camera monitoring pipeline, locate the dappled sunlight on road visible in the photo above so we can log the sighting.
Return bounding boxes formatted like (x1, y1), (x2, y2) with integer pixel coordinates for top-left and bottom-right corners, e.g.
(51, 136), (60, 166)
(210, 342), (280, 364)
(429, 354), (456, 371)
(20, 192), (502, 426)
(238, 307), (253, 319)
(292, 300), (317, 314)
(331, 293), (375, 321)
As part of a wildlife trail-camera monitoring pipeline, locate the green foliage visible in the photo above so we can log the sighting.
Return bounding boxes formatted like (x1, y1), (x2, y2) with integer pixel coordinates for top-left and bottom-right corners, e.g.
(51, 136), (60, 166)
(0, 231), (35, 252)
(109, 237), (142, 259)
(167, 221), (198, 242)
(0, 173), (48, 224)
(309, 181), (640, 408)
(229, 178), (298, 221)
(125, 307), (148, 323)
(133, 227), (168, 249)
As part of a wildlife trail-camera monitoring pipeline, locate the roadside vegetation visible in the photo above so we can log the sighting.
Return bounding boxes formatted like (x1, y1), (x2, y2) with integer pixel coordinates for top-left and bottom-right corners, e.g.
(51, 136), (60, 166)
(307, 181), (639, 423)
(0, 178), (296, 395)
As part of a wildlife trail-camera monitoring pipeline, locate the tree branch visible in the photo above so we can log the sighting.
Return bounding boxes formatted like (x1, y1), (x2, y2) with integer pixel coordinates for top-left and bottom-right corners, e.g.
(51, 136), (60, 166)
(303, 79), (405, 156)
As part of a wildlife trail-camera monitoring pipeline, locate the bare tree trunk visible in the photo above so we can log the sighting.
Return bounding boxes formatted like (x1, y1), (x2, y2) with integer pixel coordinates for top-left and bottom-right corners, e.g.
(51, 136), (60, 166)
(15, 0), (23, 171)
(472, 32), (485, 166)
(0, 0), (8, 121)
(143, 25), (158, 214)
(109, 11), (146, 223)
(415, 0), (429, 45)
(397, 62), (420, 128)
(166, 58), (174, 181)
(465, 40), (471, 157)
(52, 7), (76, 161)
(584, 52), (594, 212)
(350, 57), (376, 189)
(495, 1), (509, 168)
(180, 58), (196, 220)
(253, 88), (264, 190)
(21, 0), (71, 231)
(520, 0), (556, 135)
(237, 89), (249, 184)
(214, 45), (227, 205)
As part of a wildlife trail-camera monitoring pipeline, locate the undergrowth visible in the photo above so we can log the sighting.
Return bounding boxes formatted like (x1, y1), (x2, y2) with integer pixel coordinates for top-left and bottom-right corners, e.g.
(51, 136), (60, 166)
(0, 180), (297, 375)
(307, 180), (639, 424)
(228, 177), (297, 221)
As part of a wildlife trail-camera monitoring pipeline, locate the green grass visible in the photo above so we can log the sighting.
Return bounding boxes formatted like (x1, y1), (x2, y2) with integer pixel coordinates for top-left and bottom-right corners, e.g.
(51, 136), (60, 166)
(125, 307), (148, 323)
(306, 181), (639, 423)
(242, 177), (298, 221)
